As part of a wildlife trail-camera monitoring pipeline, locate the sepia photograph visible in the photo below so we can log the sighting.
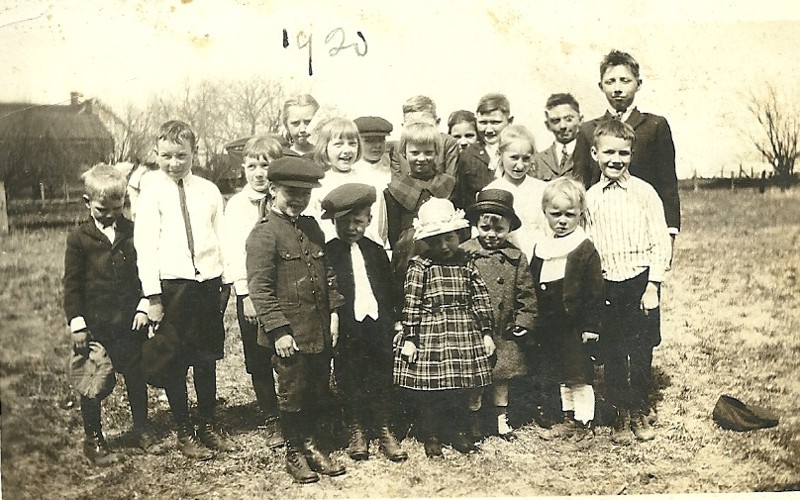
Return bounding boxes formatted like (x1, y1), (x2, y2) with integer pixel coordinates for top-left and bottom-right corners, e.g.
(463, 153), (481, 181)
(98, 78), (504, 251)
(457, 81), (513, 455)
(1, 0), (798, 498)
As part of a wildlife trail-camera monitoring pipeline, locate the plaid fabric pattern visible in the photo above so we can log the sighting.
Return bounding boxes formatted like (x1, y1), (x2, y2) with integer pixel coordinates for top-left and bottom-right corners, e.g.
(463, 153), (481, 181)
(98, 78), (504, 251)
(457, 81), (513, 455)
(393, 254), (495, 390)
(386, 174), (454, 213)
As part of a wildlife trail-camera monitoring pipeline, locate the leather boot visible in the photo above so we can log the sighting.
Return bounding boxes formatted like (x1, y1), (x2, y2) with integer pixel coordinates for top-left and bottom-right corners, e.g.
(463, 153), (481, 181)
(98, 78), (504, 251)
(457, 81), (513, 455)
(631, 409), (656, 441)
(451, 412), (478, 454)
(198, 421), (238, 452)
(568, 420), (595, 449)
(420, 406), (443, 459)
(263, 415), (284, 449)
(611, 409), (633, 446)
(83, 430), (119, 466)
(347, 420), (369, 460)
(286, 440), (319, 484)
(303, 437), (346, 476)
(540, 411), (577, 441)
(176, 425), (214, 461)
(378, 425), (408, 462)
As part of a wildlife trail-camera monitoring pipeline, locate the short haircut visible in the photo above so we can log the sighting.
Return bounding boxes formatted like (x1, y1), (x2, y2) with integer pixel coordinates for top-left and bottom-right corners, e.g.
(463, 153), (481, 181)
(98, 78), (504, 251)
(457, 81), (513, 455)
(447, 110), (477, 134)
(541, 177), (587, 214)
(545, 93), (581, 114)
(243, 135), (283, 161)
(476, 93), (511, 116)
(399, 122), (442, 158)
(497, 124), (536, 155)
(600, 49), (641, 80)
(158, 120), (197, 152)
(593, 119), (635, 147)
(82, 163), (127, 200)
(282, 94), (320, 127)
(402, 95), (437, 119)
(312, 117), (362, 167)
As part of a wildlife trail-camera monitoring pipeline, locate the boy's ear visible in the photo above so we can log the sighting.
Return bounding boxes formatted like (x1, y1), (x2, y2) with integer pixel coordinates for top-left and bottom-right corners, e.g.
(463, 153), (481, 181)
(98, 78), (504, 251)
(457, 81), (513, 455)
(597, 81), (603, 91)
(590, 145), (598, 161)
(508, 115), (514, 125)
(82, 194), (91, 206)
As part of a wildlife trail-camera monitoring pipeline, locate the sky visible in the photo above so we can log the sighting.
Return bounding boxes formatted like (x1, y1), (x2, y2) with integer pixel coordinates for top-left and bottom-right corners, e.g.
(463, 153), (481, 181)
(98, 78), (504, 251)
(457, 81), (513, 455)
(2, 0), (799, 178)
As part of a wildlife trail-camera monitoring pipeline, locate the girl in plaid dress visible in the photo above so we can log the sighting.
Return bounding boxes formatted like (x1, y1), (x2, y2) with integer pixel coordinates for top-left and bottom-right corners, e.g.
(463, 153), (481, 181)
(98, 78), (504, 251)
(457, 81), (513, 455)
(394, 198), (496, 458)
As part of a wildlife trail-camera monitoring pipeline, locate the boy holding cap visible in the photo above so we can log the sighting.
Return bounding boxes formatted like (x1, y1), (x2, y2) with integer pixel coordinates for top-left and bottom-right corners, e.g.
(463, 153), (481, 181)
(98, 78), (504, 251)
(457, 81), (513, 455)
(322, 183), (408, 463)
(246, 156), (346, 484)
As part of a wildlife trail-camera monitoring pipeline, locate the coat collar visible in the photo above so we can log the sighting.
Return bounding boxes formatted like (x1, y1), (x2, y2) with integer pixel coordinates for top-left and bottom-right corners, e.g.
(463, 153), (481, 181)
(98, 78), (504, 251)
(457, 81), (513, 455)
(461, 238), (522, 263)
(466, 142), (490, 165)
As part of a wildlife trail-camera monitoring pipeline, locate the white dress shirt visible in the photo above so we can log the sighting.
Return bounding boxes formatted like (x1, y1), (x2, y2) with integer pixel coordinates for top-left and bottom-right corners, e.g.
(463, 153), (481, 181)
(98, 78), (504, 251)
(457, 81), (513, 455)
(134, 172), (226, 296)
(223, 184), (266, 296)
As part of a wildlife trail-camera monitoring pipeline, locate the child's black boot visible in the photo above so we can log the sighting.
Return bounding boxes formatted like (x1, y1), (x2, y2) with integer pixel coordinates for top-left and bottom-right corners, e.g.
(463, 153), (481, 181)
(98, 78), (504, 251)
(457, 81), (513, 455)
(611, 408), (633, 446)
(282, 413), (319, 484)
(420, 405), (443, 459)
(302, 436), (346, 476)
(198, 420), (237, 452)
(347, 418), (369, 460)
(176, 424), (214, 461)
(83, 430), (118, 466)
(451, 412), (478, 454)
(630, 408), (656, 441)
(540, 411), (577, 441)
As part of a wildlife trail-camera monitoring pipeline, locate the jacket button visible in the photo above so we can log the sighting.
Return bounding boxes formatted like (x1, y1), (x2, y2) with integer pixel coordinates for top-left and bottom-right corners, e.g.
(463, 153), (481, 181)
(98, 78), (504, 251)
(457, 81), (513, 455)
(540, 283), (547, 291)
(305, 251), (309, 256)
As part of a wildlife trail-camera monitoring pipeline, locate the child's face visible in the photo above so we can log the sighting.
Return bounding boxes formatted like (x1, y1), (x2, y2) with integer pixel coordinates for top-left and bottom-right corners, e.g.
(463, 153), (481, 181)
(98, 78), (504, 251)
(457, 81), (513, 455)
(405, 141), (436, 179)
(269, 183), (312, 218)
(544, 193), (580, 238)
(599, 64), (640, 112)
(285, 105), (317, 146)
(85, 195), (124, 227)
(156, 138), (193, 182)
(326, 135), (359, 173)
(450, 122), (478, 151)
(334, 207), (372, 245)
(422, 231), (460, 260)
(475, 213), (511, 250)
(545, 104), (582, 144)
(476, 110), (511, 146)
(243, 155), (271, 193)
(360, 135), (387, 162)
(500, 139), (533, 183)
(591, 135), (632, 181)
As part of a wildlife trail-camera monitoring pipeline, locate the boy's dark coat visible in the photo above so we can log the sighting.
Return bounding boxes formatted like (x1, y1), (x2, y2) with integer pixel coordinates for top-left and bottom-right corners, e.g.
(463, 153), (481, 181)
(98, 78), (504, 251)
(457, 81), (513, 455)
(325, 237), (398, 343)
(571, 109), (681, 231)
(452, 142), (492, 210)
(63, 217), (143, 331)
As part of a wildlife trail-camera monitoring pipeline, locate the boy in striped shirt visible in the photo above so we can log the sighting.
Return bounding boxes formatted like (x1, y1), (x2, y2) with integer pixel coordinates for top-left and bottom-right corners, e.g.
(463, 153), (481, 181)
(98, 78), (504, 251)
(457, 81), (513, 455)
(584, 120), (671, 445)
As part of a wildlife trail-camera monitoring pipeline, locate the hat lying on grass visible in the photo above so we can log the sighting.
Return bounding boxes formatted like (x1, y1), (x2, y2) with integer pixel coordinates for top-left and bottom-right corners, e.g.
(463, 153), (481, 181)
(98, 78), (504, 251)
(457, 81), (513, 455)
(69, 342), (116, 400)
(712, 394), (779, 431)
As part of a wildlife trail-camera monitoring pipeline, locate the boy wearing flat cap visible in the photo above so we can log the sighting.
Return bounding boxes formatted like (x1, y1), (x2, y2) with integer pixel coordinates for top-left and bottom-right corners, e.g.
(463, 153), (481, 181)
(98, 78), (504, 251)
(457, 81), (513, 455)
(246, 157), (346, 484)
(354, 116), (393, 189)
(323, 183), (408, 463)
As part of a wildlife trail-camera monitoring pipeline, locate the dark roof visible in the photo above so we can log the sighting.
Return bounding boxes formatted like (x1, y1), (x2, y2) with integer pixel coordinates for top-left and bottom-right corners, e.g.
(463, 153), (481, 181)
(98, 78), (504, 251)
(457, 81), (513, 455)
(0, 101), (113, 144)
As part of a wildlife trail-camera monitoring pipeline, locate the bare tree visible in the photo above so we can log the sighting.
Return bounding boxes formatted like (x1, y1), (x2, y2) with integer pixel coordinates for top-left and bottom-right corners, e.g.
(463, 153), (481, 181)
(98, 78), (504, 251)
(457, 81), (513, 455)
(748, 83), (799, 190)
(225, 77), (286, 136)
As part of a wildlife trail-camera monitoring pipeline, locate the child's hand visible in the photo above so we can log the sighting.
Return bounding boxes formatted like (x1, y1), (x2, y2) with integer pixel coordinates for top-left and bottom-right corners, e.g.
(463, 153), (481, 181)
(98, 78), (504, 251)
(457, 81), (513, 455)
(275, 335), (299, 358)
(483, 335), (496, 357)
(73, 330), (90, 354)
(400, 341), (417, 363)
(131, 312), (148, 331)
(148, 300), (164, 331)
(330, 312), (339, 347)
(242, 296), (258, 324)
(581, 331), (599, 343)
(640, 282), (659, 315)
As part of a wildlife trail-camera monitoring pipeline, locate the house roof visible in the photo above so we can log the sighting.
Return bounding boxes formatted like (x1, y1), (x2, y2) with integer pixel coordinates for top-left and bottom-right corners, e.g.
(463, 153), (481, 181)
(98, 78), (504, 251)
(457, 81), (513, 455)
(0, 101), (113, 144)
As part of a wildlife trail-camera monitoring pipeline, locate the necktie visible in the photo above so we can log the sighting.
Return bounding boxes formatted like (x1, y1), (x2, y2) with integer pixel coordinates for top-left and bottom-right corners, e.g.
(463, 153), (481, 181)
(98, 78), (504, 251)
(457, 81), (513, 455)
(559, 144), (569, 171)
(351, 242), (379, 321)
(177, 178), (197, 269)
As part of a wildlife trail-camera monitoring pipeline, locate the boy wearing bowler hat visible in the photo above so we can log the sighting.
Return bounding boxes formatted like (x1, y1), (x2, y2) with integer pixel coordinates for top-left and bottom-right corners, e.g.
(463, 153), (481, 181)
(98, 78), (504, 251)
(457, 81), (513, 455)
(322, 183), (408, 463)
(246, 157), (346, 484)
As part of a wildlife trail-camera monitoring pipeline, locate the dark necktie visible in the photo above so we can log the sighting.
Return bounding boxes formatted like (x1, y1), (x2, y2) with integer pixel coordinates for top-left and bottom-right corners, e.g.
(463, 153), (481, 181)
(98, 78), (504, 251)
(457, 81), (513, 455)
(177, 178), (196, 266)
(559, 144), (569, 171)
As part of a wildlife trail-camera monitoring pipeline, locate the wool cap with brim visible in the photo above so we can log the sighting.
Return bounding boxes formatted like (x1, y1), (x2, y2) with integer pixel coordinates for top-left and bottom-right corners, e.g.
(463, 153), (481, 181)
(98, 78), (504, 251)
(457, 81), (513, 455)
(712, 394), (779, 431)
(413, 198), (470, 241)
(140, 323), (188, 388)
(466, 188), (522, 231)
(267, 157), (323, 188)
(354, 116), (393, 137)
(321, 183), (376, 220)
(69, 342), (116, 400)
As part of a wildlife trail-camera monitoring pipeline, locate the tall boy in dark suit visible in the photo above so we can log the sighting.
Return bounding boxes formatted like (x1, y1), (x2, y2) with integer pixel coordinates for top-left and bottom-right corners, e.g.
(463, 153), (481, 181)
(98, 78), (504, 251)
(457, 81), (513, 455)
(64, 163), (153, 464)
(323, 183), (408, 463)
(572, 49), (681, 240)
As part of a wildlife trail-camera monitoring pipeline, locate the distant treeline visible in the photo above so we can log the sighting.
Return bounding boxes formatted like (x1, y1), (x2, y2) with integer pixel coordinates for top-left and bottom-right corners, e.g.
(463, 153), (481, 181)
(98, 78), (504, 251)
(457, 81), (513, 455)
(678, 174), (798, 191)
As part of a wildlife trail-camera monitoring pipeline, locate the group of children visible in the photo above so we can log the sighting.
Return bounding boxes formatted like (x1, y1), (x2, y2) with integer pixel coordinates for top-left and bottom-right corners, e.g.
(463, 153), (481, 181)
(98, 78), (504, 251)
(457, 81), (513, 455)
(63, 49), (678, 483)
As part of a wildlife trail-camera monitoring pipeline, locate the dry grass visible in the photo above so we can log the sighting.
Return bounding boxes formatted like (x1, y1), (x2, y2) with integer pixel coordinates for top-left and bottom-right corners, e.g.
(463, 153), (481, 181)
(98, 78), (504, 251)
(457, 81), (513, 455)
(1, 188), (798, 499)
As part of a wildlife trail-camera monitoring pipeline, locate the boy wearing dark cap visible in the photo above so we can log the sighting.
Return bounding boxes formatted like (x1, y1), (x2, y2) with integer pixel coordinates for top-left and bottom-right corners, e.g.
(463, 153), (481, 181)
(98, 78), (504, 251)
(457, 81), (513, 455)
(322, 183), (408, 463)
(354, 116), (394, 189)
(246, 157), (346, 484)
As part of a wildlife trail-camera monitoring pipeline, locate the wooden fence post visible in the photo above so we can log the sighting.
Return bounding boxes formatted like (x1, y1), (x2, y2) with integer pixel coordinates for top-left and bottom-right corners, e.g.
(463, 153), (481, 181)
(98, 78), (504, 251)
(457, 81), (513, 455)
(0, 181), (9, 234)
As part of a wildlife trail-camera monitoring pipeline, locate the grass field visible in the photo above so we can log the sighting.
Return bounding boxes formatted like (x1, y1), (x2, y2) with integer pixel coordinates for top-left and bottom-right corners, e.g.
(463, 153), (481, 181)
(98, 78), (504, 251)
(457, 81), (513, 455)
(1, 188), (799, 498)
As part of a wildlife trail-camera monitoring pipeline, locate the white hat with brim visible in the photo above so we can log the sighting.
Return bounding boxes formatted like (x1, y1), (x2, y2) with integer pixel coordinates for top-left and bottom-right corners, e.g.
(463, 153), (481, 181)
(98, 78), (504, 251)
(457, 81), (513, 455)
(412, 198), (470, 241)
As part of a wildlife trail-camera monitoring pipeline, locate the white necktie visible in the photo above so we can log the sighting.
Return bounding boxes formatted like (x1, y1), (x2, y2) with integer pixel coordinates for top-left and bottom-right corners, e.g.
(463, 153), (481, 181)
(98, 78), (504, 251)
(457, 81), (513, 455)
(351, 242), (379, 321)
